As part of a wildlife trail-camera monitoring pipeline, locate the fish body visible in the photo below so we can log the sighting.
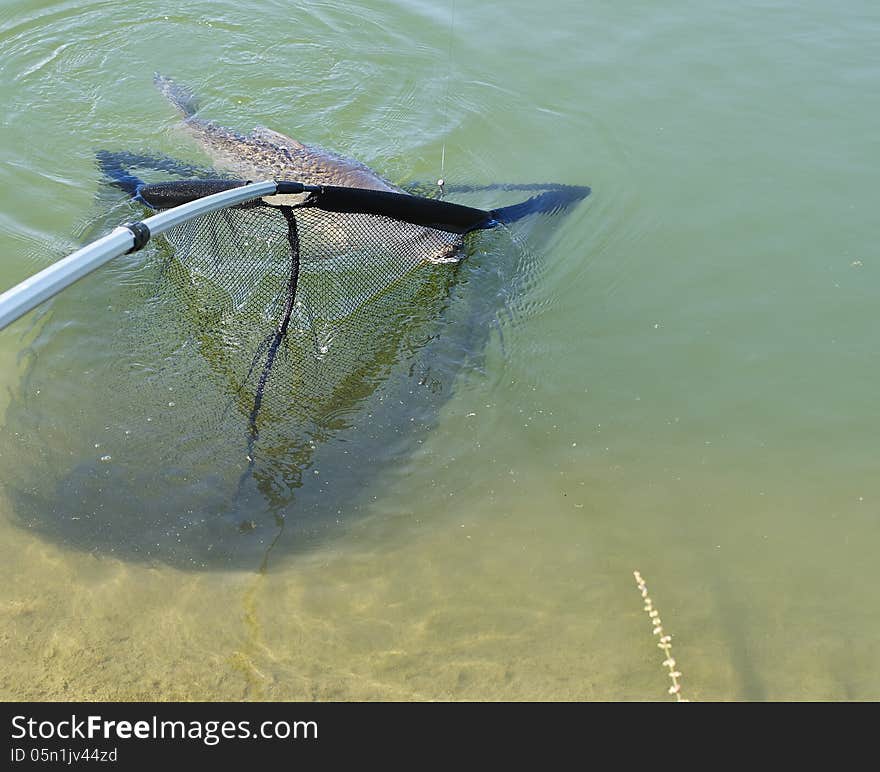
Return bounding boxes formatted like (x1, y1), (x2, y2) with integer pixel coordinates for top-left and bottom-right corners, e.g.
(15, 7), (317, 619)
(153, 74), (459, 262)
(154, 74), (401, 192)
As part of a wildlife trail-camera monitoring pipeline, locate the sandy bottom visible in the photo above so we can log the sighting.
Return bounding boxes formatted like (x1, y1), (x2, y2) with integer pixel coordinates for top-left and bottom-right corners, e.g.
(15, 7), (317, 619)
(2, 446), (877, 702)
(0, 497), (650, 701)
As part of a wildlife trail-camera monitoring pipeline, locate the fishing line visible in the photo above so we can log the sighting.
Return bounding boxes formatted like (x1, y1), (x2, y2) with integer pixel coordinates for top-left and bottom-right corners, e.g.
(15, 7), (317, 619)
(438, 0), (456, 198)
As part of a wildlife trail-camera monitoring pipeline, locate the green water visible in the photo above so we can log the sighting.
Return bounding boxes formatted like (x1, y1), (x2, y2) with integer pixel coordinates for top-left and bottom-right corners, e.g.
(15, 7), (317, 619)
(1, 0), (878, 700)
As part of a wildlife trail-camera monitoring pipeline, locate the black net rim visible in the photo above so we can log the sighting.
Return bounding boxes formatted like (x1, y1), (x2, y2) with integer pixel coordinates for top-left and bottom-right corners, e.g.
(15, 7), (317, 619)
(134, 178), (591, 236)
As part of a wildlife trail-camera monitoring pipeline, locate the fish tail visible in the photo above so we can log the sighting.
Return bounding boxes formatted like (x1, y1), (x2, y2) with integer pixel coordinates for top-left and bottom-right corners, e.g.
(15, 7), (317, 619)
(153, 73), (199, 118)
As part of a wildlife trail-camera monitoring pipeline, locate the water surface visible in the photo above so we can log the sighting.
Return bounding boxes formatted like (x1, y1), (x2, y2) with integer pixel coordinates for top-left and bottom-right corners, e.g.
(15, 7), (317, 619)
(1, 0), (878, 699)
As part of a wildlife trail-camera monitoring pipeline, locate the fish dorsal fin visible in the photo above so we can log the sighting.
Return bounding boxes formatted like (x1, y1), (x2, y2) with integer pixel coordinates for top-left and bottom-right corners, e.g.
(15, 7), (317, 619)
(250, 125), (306, 151)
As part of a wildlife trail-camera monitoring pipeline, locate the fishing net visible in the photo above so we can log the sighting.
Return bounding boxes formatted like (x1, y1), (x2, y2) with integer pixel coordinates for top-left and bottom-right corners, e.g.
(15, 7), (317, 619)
(1, 166), (589, 568)
(142, 180), (497, 474)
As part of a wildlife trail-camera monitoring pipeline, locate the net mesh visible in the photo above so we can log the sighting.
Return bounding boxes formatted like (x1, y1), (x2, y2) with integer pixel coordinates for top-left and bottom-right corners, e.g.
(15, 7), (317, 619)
(149, 196), (476, 530)
(160, 201), (464, 442)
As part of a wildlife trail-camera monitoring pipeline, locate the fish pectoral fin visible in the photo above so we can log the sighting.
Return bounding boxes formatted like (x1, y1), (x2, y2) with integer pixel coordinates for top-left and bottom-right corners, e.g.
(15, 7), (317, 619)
(250, 125), (306, 151)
